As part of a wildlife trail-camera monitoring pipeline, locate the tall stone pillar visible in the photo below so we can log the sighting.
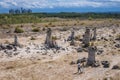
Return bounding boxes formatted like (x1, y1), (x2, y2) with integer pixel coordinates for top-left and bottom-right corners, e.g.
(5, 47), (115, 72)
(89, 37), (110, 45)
(14, 35), (19, 46)
(45, 28), (58, 49)
(70, 30), (75, 45)
(87, 45), (97, 66)
(67, 30), (75, 41)
(45, 28), (52, 47)
(92, 27), (97, 40)
(83, 27), (91, 47)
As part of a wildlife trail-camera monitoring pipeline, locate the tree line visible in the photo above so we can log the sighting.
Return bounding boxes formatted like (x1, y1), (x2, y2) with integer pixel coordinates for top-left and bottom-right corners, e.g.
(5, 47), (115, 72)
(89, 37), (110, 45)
(9, 8), (32, 14)
(0, 12), (120, 25)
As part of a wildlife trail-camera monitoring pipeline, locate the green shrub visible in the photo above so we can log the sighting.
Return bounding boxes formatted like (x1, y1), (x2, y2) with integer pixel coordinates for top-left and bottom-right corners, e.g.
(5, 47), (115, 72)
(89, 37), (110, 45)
(32, 27), (40, 32)
(30, 36), (36, 40)
(109, 18), (112, 22)
(52, 36), (57, 40)
(88, 16), (93, 20)
(48, 22), (52, 25)
(116, 34), (120, 40)
(81, 22), (85, 25)
(45, 25), (48, 27)
(14, 26), (24, 33)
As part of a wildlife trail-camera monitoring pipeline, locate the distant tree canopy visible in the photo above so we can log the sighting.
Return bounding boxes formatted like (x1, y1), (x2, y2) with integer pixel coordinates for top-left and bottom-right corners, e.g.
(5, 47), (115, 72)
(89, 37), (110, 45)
(0, 12), (120, 24)
(9, 8), (32, 14)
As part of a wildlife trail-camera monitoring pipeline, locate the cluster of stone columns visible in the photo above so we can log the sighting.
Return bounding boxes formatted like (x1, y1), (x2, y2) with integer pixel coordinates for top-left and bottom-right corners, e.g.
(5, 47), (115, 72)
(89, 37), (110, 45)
(82, 27), (97, 66)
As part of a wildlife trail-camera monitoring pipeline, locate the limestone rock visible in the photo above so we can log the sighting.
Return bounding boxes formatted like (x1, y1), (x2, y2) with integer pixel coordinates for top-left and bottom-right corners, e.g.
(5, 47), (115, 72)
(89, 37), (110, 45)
(101, 61), (110, 68)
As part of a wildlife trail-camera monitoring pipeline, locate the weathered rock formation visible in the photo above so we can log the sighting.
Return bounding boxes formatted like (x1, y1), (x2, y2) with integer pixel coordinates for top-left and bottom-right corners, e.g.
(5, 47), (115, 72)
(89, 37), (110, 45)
(92, 27), (97, 40)
(83, 27), (91, 47)
(45, 28), (58, 49)
(87, 45), (97, 66)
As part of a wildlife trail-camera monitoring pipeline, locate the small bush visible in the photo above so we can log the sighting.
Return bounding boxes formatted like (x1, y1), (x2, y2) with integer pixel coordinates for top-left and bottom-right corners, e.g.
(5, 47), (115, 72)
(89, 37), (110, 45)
(52, 36), (57, 40)
(109, 18), (112, 22)
(30, 36), (36, 40)
(4, 40), (10, 44)
(115, 34), (120, 40)
(48, 22), (52, 25)
(32, 28), (40, 32)
(81, 22), (85, 25)
(42, 27), (46, 31)
(14, 26), (24, 33)
(88, 16), (93, 20)
(45, 25), (48, 27)
(74, 23), (77, 26)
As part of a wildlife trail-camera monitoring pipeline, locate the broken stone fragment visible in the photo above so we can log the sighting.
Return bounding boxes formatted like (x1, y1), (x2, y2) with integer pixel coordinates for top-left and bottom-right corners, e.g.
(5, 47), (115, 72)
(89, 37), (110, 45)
(77, 57), (87, 64)
(115, 44), (120, 48)
(67, 30), (75, 41)
(97, 48), (104, 55)
(101, 61), (110, 68)
(0, 44), (16, 51)
(112, 64), (120, 70)
(76, 47), (83, 52)
(6, 45), (13, 50)
(93, 61), (100, 67)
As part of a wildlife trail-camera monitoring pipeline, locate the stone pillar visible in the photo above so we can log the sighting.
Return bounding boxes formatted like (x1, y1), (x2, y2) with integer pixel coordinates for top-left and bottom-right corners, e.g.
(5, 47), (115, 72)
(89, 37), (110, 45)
(83, 27), (91, 47)
(70, 30), (75, 45)
(45, 28), (52, 47)
(14, 35), (18, 46)
(92, 27), (97, 40)
(67, 30), (75, 41)
(71, 31), (75, 40)
(45, 28), (58, 49)
(70, 38), (75, 45)
(87, 45), (97, 66)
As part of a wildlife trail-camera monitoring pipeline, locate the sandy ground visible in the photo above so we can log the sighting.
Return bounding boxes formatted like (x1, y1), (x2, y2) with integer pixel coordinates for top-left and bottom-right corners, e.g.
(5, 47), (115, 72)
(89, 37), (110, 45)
(0, 24), (120, 80)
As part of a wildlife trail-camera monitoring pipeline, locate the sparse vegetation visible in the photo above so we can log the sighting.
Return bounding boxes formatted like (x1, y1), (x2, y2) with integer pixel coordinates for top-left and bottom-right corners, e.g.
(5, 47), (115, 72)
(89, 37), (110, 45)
(0, 12), (120, 80)
(116, 34), (120, 39)
(52, 36), (57, 40)
(4, 40), (10, 44)
(88, 16), (93, 20)
(81, 22), (85, 25)
(0, 12), (120, 25)
(32, 27), (40, 32)
(14, 26), (24, 33)
(30, 36), (36, 40)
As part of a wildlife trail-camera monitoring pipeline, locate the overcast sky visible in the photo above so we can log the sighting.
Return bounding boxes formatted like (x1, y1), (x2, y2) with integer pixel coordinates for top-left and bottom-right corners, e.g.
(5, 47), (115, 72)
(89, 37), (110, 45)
(0, 0), (120, 13)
